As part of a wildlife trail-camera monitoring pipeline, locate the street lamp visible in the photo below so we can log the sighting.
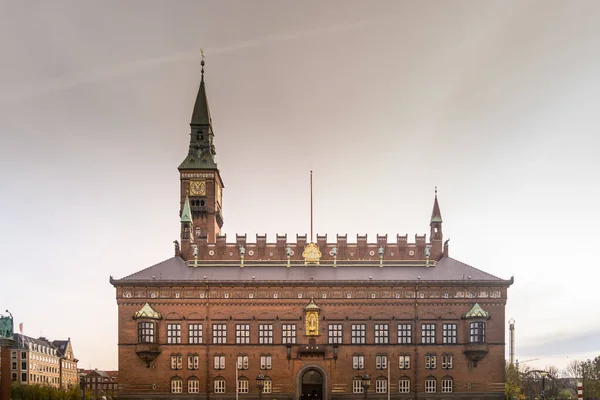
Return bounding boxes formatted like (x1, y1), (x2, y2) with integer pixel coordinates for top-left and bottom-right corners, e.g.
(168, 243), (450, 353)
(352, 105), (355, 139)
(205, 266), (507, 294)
(539, 371), (548, 399)
(361, 373), (370, 400)
(256, 373), (265, 400)
(79, 375), (86, 400)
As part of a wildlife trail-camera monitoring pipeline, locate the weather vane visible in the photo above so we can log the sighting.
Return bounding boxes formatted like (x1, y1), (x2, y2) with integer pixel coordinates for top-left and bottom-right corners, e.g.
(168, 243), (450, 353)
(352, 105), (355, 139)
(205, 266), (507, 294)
(200, 49), (205, 77)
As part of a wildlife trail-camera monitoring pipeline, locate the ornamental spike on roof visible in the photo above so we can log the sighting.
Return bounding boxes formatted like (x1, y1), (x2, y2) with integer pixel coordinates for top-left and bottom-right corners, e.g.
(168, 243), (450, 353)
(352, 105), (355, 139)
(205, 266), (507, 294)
(180, 196), (192, 223)
(463, 303), (490, 319)
(304, 298), (320, 311)
(133, 303), (162, 320)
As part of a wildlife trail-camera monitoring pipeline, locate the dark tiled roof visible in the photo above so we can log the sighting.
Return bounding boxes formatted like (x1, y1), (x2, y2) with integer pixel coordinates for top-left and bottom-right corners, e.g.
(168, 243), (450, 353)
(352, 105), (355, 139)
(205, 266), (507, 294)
(112, 256), (510, 285)
(52, 340), (68, 357)
(12, 334), (57, 351)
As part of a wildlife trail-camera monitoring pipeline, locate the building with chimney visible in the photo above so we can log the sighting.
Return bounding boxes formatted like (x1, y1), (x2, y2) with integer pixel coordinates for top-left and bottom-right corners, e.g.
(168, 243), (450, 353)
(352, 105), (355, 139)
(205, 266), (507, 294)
(110, 59), (513, 400)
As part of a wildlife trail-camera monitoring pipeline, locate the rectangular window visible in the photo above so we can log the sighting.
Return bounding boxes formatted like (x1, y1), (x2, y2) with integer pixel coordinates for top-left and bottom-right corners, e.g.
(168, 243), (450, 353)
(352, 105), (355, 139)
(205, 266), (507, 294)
(425, 355), (436, 369)
(352, 378), (364, 394)
(236, 324), (250, 344)
(260, 355), (272, 370)
(11, 373), (17, 381)
(397, 324), (412, 344)
(374, 324), (389, 344)
(171, 379), (182, 393)
(189, 324), (203, 344)
(214, 355), (225, 370)
(470, 322), (485, 343)
(263, 379), (272, 393)
(188, 354), (199, 370)
(442, 378), (453, 393)
(21, 352), (26, 360)
(214, 379), (225, 393)
(21, 373), (27, 383)
(167, 323), (181, 344)
(376, 379), (387, 394)
(11, 362), (17, 370)
(282, 324), (297, 344)
(376, 355), (388, 370)
(259, 324), (273, 344)
(328, 324), (343, 344)
(421, 324), (436, 344)
(21, 361), (26, 370)
(443, 323), (457, 344)
(352, 355), (365, 370)
(11, 351), (16, 359)
(237, 379), (249, 393)
(398, 355), (410, 370)
(213, 324), (227, 344)
(188, 379), (199, 393)
(399, 379), (410, 393)
(425, 379), (436, 393)
(171, 354), (183, 370)
(351, 324), (366, 344)
(237, 355), (249, 370)
(442, 355), (453, 369)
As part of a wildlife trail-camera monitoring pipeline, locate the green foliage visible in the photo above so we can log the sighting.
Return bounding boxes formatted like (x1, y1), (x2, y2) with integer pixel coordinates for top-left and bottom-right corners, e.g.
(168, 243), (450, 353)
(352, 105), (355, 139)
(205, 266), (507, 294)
(10, 383), (84, 400)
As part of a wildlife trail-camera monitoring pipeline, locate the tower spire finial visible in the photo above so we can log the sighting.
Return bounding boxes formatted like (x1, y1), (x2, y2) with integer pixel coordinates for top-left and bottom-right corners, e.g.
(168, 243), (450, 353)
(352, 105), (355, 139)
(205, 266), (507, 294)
(435, 186), (438, 197)
(200, 49), (205, 81)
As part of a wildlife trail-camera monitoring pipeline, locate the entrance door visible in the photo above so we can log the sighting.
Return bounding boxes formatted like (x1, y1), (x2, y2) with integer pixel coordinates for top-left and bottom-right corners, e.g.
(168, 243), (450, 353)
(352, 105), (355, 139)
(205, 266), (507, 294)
(301, 370), (323, 400)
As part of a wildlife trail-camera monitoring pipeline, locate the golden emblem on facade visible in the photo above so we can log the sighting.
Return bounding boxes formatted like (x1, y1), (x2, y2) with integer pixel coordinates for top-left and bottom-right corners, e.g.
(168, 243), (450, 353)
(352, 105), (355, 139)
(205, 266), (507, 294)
(302, 242), (322, 265)
(304, 298), (320, 336)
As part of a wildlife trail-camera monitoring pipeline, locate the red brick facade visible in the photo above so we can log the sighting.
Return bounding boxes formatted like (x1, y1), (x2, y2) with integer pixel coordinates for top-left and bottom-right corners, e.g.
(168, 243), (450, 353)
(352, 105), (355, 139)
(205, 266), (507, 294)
(111, 64), (512, 400)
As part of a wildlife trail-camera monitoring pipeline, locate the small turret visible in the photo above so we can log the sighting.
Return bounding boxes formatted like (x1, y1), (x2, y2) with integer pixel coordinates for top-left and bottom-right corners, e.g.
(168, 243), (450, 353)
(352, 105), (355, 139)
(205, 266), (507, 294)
(429, 187), (443, 259)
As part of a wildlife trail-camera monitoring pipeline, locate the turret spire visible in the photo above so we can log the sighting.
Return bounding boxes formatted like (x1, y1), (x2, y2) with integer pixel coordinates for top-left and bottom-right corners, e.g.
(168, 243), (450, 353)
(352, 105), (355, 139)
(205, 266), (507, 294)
(430, 186), (442, 224)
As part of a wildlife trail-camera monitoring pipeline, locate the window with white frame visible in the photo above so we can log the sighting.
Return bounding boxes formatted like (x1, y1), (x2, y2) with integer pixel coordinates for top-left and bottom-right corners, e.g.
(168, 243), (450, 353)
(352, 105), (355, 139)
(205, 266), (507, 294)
(374, 324), (389, 344)
(138, 322), (155, 343)
(282, 324), (297, 344)
(376, 378), (387, 393)
(213, 355), (225, 370)
(236, 355), (249, 370)
(425, 378), (436, 393)
(469, 322), (486, 343)
(398, 355), (410, 369)
(352, 355), (365, 370)
(328, 324), (343, 344)
(421, 324), (436, 344)
(399, 378), (410, 393)
(443, 323), (457, 344)
(376, 355), (388, 370)
(442, 355), (453, 369)
(237, 378), (249, 393)
(213, 324), (227, 344)
(442, 377), (453, 393)
(170, 354), (183, 370)
(167, 323), (181, 344)
(189, 324), (203, 344)
(352, 378), (364, 393)
(425, 355), (436, 369)
(260, 355), (272, 370)
(397, 323), (412, 344)
(171, 378), (182, 393)
(188, 378), (199, 393)
(214, 378), (225, 393)
(188, 354), (199, 370)
(236, 324), (250, 344)
(351, 324), (366, 344)
(259, 324), (273, 344)
(263, 377), (272, 393)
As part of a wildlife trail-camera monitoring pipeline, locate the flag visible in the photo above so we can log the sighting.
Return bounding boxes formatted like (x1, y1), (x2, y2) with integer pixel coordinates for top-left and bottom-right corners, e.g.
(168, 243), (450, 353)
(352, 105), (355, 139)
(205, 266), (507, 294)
(19, 323), (23, 334)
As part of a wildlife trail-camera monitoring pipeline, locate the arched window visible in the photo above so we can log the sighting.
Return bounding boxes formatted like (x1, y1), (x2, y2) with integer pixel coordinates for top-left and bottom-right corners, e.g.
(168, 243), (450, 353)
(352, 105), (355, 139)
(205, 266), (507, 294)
(442, 376), (453, 393)
(170, 377), (182, 393)
(376, 377), (387, 393)
(188, 377), (199, 393)
(214, 377), (226, 393)
(398, 377), (410, 393)
(137, 321), (155, 343)
(237, 376), (249, 393)
(260, 376), (272, 393)
(425, 377), (436, 393)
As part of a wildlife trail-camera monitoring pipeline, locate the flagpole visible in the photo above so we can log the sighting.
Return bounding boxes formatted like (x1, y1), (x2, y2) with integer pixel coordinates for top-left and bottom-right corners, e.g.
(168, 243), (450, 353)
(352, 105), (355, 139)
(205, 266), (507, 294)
(236, 362), (239, 400)
(387, 357), (390, 400)
(310, 171), (313, 242)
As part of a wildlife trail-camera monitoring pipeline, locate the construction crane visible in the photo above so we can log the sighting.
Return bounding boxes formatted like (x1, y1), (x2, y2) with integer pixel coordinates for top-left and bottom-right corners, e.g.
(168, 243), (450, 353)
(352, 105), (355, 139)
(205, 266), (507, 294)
(516, 358), (540, 370)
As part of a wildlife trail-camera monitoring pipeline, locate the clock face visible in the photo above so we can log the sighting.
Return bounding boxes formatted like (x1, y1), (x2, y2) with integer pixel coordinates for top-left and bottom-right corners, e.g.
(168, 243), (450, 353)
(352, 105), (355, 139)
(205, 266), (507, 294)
(189, 180), (206, 196)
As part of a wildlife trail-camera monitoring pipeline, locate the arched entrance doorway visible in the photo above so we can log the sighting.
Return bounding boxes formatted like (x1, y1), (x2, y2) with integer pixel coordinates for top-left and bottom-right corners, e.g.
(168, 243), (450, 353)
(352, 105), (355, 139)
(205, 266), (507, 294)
(300, 369), (323, 400)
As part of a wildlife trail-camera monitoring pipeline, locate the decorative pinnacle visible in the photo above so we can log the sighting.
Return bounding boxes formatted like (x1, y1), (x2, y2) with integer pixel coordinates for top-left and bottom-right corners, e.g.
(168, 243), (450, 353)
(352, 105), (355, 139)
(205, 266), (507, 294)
(435, 186), (438, 196)
(200, 49), (205, 79)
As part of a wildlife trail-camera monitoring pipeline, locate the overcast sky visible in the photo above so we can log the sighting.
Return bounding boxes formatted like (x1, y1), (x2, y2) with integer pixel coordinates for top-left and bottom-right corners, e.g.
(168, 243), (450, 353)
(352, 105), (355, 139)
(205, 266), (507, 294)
(1, 0), (599, 372)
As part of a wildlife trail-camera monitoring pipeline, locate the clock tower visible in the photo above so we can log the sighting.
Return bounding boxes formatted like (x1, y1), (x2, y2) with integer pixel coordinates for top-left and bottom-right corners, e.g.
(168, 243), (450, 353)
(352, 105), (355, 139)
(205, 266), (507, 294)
(178, 57), (224, 257)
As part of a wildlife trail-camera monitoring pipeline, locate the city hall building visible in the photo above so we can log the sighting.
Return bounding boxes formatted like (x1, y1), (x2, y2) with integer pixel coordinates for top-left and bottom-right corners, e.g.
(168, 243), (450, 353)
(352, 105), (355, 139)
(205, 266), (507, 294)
(110, 60), (513, 400)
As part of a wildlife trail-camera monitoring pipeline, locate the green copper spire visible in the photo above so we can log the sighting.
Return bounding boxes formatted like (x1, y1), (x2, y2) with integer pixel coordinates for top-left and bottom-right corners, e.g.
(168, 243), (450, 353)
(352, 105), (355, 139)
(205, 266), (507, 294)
(430, 187), (443, 224)
(181, 196), (192, 223)
(179, 52), (218, 171)
(462, 303), (490, 319)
